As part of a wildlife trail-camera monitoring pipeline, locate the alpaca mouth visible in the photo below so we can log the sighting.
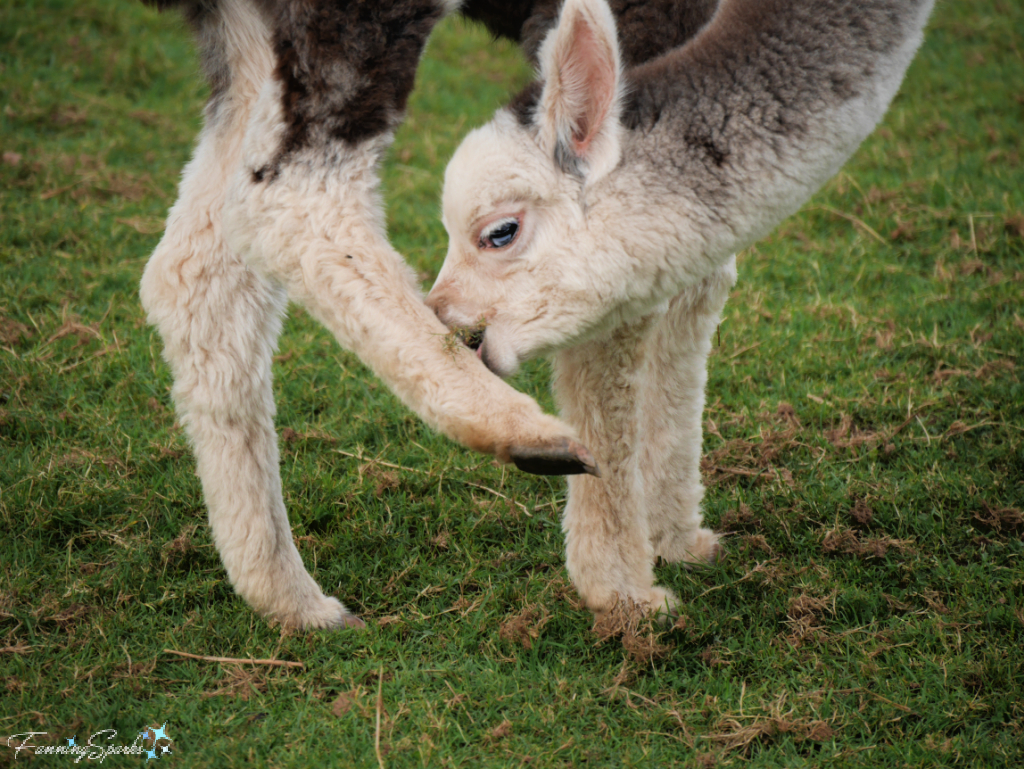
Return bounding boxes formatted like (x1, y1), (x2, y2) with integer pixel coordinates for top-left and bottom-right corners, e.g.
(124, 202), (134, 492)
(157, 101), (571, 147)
(451, 320), (487, 353)
(459, 326), (485, 352)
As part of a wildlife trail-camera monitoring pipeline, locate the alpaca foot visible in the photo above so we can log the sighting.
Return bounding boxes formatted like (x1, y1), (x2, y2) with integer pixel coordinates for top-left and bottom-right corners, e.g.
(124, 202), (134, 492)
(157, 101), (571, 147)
(272, 595), (365, 631)
(656, 527), (721, 566)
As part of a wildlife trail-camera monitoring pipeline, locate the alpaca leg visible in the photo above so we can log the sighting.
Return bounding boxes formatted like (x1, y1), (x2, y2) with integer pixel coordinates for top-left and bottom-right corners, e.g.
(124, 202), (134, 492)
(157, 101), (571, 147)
(140, 1), (359, 628)
(641, 258), (736, 565)
(553, 318), (675, 616)
(140, 130), (360, 629)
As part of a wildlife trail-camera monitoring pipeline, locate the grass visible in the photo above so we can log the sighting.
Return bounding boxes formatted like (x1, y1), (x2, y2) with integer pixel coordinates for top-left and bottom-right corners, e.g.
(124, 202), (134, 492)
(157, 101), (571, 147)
(1, 0), (1022, 766)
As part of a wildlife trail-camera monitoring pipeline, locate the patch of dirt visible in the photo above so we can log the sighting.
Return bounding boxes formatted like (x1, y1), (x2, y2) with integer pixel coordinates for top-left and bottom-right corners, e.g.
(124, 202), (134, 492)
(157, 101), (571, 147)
(701, 421), (801, 488)
(161, 524), (198, 565)
(849, 497), (874, 526)
(774, 402), (802, 429)
(1004, 212), (1024, 239)
(488, 720), (513, 741)
(718, 503), (761, 531)
(331, 688), (365, 717)
(737, 534), (773, 555)
(699, 645), (730, 668)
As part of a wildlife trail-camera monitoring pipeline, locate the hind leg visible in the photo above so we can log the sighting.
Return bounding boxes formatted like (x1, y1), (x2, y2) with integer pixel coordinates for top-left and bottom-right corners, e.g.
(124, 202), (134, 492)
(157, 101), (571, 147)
(142, 236), (358, 629)
(140, 6), (361, 628)
(641, 258), (736, 566)
(141, 134), (360, 629)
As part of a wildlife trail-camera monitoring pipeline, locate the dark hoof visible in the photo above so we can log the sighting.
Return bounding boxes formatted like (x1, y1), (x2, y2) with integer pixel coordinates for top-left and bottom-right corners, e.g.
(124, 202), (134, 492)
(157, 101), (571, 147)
(510, 439), (600, 477)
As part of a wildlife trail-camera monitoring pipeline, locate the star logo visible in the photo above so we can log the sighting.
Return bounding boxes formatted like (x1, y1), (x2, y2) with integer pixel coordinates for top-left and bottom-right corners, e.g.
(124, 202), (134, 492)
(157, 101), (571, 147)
(140, 721), (172, 761)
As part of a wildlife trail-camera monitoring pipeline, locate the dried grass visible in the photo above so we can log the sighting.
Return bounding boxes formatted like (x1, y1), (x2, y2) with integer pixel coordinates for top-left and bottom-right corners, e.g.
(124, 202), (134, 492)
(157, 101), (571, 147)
(822, 527), (916, 559)
(705, 692), (835, 753)
(592, 597), (673, 664)
(974, 501), (1023, 534)
(161, 524), (198, 565)
(499, 604), (551, 650)
(701, 411), (803, 487)
(0, 316), (32, 345)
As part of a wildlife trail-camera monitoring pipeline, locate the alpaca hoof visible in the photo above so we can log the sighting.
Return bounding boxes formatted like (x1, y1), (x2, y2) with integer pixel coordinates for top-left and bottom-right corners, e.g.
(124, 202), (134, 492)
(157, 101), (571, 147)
(510, 438), (600, 477)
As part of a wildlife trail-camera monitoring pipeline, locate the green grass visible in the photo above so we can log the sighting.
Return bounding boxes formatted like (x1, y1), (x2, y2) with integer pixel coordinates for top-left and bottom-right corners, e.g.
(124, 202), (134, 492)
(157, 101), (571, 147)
(1, 0), (1022, 766)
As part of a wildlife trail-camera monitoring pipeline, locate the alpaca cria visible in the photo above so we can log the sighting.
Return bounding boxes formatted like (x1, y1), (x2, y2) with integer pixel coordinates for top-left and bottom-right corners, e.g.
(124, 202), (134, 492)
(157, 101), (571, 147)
(138, 0), (619, 631)
(427, 0), (934, 616)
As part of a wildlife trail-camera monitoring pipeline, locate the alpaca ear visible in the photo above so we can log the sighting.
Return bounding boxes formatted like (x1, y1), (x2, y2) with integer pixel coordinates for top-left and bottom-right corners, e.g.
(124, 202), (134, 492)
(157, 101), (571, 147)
(538, 0), (622, 180)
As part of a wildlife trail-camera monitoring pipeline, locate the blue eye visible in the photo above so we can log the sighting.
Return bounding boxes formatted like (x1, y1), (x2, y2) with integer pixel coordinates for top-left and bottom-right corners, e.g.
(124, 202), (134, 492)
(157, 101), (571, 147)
(480, 218), (520, 249)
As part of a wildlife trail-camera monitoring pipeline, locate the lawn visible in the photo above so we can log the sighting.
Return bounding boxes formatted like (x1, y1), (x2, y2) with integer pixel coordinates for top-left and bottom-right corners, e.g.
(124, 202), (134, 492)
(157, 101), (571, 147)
(1, 1), (1022, 766)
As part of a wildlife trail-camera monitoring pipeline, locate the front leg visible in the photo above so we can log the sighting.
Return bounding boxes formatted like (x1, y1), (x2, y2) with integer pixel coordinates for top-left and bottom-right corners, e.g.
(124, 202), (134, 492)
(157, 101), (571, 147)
(220, 64), (598, 475)
(553, 318), (675, 617)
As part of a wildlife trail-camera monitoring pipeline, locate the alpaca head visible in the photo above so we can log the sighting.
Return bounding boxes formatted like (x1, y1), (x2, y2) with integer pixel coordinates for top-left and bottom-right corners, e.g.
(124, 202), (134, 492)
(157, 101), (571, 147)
(427, 0), (625, 377)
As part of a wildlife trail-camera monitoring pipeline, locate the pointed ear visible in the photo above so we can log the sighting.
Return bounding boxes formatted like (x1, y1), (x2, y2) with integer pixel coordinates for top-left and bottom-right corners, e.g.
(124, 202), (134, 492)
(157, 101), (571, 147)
(538, 0), (622, 180)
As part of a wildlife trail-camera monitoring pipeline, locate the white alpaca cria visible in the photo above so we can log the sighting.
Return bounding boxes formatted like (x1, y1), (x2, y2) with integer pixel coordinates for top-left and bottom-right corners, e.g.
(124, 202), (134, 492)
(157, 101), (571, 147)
(427, 0), (934, 615)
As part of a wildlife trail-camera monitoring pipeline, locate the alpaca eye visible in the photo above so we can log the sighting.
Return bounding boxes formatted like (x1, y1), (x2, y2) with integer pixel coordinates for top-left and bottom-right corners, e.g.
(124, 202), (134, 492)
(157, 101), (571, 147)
(480, 218), (520, 249)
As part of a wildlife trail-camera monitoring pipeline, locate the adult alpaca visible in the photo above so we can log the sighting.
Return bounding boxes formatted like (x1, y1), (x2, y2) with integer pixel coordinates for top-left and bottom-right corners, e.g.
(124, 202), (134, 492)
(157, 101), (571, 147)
(138, 0), (598, 631)
(427, 0), (934, 615)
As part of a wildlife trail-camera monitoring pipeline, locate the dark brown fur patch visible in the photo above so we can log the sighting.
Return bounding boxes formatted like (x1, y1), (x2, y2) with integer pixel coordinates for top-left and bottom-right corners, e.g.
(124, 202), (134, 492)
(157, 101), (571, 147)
(507, 80), (543, 128)
(460, 0), (554, 47)
(268, 0), (445, 170)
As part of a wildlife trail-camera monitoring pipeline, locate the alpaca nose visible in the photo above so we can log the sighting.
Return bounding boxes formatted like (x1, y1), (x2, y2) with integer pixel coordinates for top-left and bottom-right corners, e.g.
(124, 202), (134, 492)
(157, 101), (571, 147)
(424, 286), (454, 327)
(424, 291), (444, 320)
